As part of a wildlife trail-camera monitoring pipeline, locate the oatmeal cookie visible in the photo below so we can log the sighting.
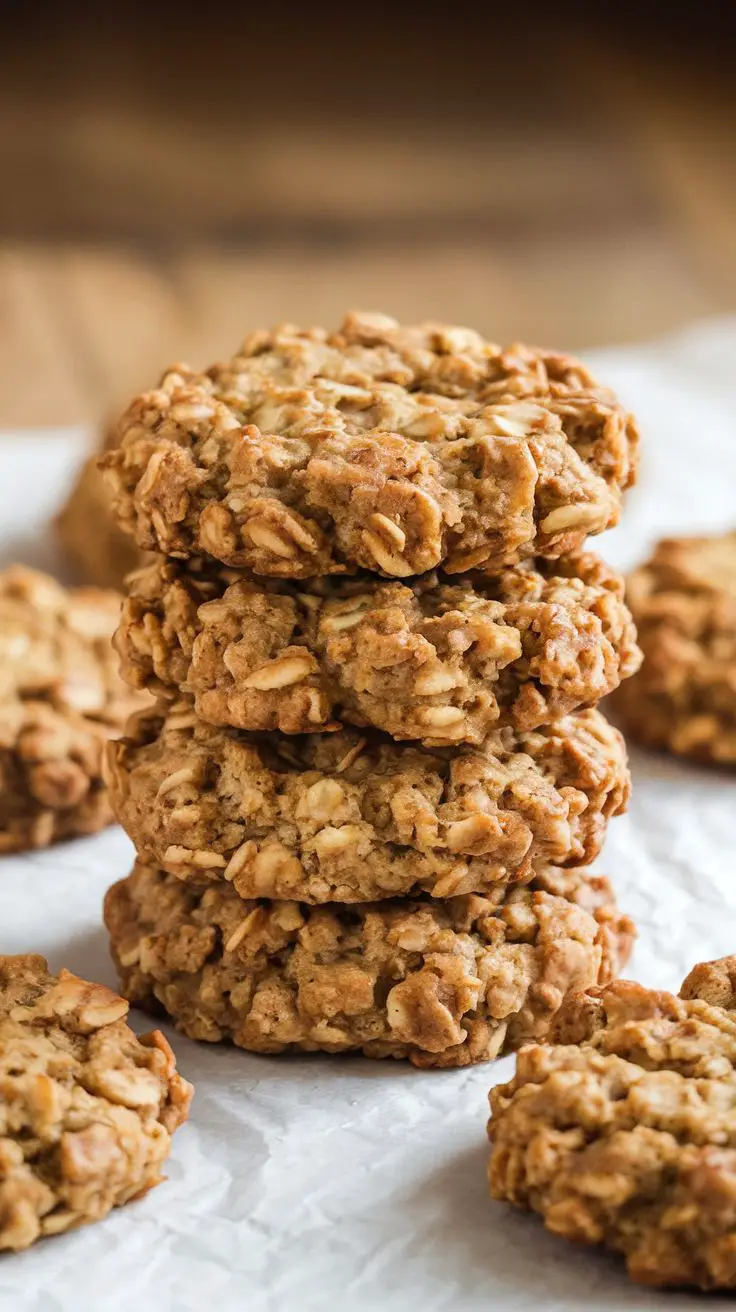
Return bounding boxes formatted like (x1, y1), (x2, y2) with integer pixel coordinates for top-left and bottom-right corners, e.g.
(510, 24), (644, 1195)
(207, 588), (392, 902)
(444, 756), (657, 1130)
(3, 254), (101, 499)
(0, 953), (191, 1251)
(56, 443), (146, 591)
(104, 861), (632, 1068)
(615, 531), (736, 764)
(101, 312), (638, 579)
(116, 551), (640, 744)
(0, 566), (145, 852)
(105, 701), (629, 902)
(488, 954), (736, 1290)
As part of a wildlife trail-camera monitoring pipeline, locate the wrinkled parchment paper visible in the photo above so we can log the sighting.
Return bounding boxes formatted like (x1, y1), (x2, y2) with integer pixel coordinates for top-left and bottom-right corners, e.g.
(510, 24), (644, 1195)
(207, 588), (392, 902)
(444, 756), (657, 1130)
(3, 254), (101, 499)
(1, 319), (736, 1311)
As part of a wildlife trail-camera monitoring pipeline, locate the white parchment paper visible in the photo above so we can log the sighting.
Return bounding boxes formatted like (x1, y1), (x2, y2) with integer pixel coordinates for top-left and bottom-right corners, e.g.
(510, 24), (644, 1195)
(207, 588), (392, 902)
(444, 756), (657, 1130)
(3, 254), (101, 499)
(1, 319), (736, 1311)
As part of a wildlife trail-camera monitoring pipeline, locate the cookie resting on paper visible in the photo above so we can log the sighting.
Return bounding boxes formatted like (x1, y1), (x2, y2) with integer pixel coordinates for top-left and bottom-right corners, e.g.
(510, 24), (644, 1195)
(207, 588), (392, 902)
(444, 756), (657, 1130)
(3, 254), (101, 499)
(615, 530), (736, 764)
(104, 862), (633, 1068)
(115, 551), (640, 744)
(488, 954), (736, 1290)
(0, 566), (145, 852)
(0, 954), (191, 1251)
(105, 701), (630, 902)
(101, 312), (638, 579)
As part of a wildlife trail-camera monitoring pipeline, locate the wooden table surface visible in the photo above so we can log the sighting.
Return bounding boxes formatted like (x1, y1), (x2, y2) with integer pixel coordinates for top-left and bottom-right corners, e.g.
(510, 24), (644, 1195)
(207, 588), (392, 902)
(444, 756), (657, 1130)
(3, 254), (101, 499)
(1, 4), (735, 427)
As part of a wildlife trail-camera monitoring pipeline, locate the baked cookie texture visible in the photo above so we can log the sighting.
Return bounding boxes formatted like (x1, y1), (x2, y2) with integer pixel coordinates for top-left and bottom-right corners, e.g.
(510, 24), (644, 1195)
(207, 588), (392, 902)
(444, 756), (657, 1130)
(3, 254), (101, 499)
(101, 312), (638, 579)
(105, 700), (630, 902)
(0, 954), (191, 1251)
(615, 531), (736, 764)
(488, 954), (736, 1290)
(0, 566), (145, 852)
(56, 449), (145, 591)
(104, 861), (633, 1068)
(116, 551), (641, 745)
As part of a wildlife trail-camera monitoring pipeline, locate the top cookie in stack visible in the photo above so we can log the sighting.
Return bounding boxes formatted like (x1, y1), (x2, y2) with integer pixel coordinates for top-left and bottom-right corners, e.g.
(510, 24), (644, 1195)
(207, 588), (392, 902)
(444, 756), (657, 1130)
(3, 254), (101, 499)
(102, 310), (637, 578)
(101, 313), (640, 1067)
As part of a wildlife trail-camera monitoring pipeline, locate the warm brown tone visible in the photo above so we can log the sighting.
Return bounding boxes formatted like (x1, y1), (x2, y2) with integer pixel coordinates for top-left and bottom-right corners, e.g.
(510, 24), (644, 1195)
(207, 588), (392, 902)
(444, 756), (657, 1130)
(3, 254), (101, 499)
(105, 699), (630, 903)
(0, 566), (145, 851)
(488, 954), (736, 1290)
(101, 313), (638, 578)
(96, 305), (636, 1072)
(56, 442), (146, 590)
(615, 530), (736, 764)
(116, 551), (640, 744)
(2, 9), (735, 428)
(0, 954), (191, 1252)
(105, 861), (633, 1068)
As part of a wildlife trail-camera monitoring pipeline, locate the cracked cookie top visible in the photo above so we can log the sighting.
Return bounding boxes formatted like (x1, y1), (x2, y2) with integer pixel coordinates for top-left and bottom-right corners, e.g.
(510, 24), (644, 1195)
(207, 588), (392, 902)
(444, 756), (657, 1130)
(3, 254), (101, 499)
(104, 861), (632, 1068)
(489, 954), (736, 1290)
(105, 699), (629, 902)
(102, 312), (638, 578)
(116, 551), (640, 744)
(0, 953), (191, 1251)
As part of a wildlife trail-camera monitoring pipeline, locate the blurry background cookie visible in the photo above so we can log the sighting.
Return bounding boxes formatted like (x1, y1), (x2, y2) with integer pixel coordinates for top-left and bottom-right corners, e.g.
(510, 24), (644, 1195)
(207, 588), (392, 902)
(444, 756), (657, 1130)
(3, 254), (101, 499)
(0, 565), (146, 852)
(615, 530), (736, 765)
(55, 426), (146, 590)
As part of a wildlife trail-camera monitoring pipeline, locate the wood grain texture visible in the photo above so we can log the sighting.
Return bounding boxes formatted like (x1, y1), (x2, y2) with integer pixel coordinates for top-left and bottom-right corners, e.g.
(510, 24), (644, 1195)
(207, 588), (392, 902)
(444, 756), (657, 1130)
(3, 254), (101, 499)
(0, 3), (733, 427)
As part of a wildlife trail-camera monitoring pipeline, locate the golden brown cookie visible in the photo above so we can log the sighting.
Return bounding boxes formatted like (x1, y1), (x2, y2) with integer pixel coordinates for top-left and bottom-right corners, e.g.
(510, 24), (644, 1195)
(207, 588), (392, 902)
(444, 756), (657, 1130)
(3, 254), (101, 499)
(56, 436), (146, 590)
(101, 312), (638, 579)
(116, 551), (640, 744)
(0, 953), (191, 1252)
(105, 700), (630, 902)
(615, 530), (736, 765)
(0, 566), (145, 852)
(104, 861), (633, 1068)
(488, 954), (736, 1290)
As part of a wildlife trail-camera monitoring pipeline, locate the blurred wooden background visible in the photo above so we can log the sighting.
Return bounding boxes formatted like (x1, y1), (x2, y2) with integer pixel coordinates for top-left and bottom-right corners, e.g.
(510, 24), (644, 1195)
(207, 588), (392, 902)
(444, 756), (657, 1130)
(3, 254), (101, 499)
(1, 1), (735, 426)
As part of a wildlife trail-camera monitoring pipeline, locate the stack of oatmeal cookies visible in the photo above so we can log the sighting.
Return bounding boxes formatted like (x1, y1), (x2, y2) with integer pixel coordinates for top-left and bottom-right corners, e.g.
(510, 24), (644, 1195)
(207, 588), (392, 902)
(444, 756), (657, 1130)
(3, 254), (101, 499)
(99, 312), (641, 1067)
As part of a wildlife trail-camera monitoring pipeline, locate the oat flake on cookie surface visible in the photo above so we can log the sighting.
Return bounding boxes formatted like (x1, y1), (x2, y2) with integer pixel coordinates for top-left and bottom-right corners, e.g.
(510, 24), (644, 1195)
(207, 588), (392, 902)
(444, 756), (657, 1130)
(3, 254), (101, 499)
(115, 550), (640, 744)
(105, 699), (630, 903)
(104, 861), (633, 1068)
(0, 953), (191, 1251)
(489, 953), (736, 1290)
(102, 312), (639, 579)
